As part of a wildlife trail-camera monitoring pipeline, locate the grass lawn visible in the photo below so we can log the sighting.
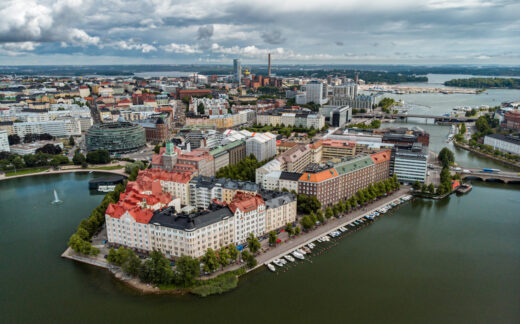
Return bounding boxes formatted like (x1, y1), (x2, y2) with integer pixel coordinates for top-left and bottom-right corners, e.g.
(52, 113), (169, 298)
(6, 167), (49, 177)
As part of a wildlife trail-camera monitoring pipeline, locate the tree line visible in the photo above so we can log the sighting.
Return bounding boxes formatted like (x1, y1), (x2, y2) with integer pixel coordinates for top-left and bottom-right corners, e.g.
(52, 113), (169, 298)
(298, 176), (400, 230)
(216, 154), (268, 182)
(444, 78), (520, 89)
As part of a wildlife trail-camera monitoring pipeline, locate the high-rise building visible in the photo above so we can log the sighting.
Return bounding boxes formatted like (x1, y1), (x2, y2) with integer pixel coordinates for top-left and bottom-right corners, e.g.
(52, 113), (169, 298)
(303, 80), (327, 105)
(233, 59), (242, 85)
(268, 53), (271, 77)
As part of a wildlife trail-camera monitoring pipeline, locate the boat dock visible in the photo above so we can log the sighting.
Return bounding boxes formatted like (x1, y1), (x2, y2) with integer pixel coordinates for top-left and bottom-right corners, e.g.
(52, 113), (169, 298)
(255, 189), (411, 273)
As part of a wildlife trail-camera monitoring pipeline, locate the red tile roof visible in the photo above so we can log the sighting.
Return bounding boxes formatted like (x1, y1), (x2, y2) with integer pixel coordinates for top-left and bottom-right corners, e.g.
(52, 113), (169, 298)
(370, 150), (391, 164)
(228, 192), (265, 214)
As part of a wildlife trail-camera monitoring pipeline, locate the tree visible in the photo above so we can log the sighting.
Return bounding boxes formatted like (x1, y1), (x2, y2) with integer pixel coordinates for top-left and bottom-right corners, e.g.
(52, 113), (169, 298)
(73, 151), (86, 165)
(427, 183), (435, 193)
(218, 247), (230, 268)
(153, 143), (161, 154)
(325, 207), (333, 219)
(300, 215), (314, 229)
(268, 231), (277, 246)
(247, 233), (261, 253)
(316, 211), (325, 223)
(438, 147), (455, 168)
(413, 181), (421, 191)
(197, 102), (205, 115)
(36, 144), (62, 155)
(241, 250), (257, 268)
(227, 244), (239, 263)
(201, 248), (219, 273)
(285, 223), (294, 236)
(138, 250), (173, 285)
(69, 136), (75, 146)
(8, 134), (21, 145)
(174, 255), (200, 287)
(294, 226), (301, 235)
(86, 150), (110, 164)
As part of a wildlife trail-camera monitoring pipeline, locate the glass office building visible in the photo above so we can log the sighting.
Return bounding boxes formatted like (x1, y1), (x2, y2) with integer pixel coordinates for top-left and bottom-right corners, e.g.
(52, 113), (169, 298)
(86, 122), (146, 153)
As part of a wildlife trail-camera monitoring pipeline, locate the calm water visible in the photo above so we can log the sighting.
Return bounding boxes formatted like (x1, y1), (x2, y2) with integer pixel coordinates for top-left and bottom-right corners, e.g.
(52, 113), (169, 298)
(363, 73), (520, 116)
(1, 171), (519, 323)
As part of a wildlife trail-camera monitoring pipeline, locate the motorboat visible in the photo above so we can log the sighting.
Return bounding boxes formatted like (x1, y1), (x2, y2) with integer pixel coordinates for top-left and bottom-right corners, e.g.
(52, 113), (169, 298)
(292, 251), (304, 260)
(284, 255), (295, 262)
(267, 263), (276, 272)
(273, 259), (284, 267)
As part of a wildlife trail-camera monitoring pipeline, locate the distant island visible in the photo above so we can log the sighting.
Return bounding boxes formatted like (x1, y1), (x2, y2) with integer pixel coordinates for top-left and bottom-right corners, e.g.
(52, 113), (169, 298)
(444, 77), (520, 89)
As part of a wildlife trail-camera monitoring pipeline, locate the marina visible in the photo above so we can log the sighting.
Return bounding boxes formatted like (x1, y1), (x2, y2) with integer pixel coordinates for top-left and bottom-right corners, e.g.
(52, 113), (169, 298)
(263, 195), (413, 273)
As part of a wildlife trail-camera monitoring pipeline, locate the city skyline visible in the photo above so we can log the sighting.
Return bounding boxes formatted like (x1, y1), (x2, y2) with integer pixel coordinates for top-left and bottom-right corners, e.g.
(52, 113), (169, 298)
(1, 0), (519, 65)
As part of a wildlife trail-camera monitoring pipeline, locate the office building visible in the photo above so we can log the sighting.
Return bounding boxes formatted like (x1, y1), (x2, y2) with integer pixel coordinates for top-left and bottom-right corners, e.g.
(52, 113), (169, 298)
(393, 144), (428, 183)
(233, 59), (242, 85)
(85, 122), (146, 153)
(484, 134), (520, 155)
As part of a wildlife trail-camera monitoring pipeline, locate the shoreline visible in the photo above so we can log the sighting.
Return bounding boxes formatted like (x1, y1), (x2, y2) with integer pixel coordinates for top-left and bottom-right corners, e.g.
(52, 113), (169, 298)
(61, 188), (410, 295)
(0, 167), (127, 182)
(453, 141), (520, 170)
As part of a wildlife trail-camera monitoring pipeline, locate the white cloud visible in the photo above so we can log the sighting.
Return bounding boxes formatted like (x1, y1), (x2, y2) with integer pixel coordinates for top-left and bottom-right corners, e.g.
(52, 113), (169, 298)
(161, 43), (201, 54)
(0, 41), (39, 55)
(112, 39), (157, 53)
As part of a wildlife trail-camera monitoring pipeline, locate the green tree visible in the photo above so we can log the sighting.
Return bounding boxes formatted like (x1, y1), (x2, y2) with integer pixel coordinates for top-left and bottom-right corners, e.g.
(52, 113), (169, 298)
(428, 183), (435, 193)
(153, 144), (161, 154)
(241, 250), (257, 268)
(218, 247), (230, 268)
(300, 215), (314, 229)
(174, 255), (200, 287)
(201, 248), (219, 273)
(197, 102), (205, 115)
(139, 250), (174, 285)
(325, 207), (333, 219)
(69, 135), (75, 146)
(285, 223), (294, 236)
(316, 211), (325, 223)
(72, 151), (86, 165)
(247, 233), (261, 254)
(438, 147), (455, 168)
(413, 181), (421, 191)
(268, 231), (277, 246)
(227, 244), (239, 263)
(294, 226), (301, 235)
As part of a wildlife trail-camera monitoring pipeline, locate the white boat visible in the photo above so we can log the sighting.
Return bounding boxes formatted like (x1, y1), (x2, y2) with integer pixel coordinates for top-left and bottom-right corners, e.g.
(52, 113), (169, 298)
(292, 251), (304, 260)
(273, 259), (284, 267)
(297, 248), (307, 255)
(284, 255), (295, 262)
(267, 263), (276, 272)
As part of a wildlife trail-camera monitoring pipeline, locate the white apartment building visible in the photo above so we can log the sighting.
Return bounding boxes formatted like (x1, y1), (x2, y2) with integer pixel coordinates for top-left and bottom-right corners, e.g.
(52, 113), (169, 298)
(303, 80), (327, 105)
(0, 130), (9, 152)
(246, 132), (277, 161)
(13, 119), (81, 138)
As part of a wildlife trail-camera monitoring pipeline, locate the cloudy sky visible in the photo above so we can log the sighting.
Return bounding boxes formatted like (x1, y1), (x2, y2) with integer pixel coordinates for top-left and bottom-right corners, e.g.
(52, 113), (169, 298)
(0, 0), (519, 65)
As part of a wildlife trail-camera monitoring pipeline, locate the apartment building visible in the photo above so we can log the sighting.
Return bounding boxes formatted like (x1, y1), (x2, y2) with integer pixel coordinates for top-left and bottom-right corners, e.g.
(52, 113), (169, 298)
(298, 151), (391, 206)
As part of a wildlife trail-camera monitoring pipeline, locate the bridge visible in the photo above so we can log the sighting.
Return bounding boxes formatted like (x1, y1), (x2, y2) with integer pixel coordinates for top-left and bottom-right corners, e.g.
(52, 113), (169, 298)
(356, 113), (478, 124)
(456, 169), (520, 184)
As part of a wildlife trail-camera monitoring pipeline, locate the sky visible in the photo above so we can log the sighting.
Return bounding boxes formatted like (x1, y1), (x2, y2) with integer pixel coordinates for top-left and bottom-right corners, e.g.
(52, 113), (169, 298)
(0, 0), (519, 65)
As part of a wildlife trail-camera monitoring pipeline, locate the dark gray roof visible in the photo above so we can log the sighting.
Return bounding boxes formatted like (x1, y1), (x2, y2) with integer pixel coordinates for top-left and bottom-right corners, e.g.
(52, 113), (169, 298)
(486, 134), (520, 145)
(150, 205), (233, 231)
(279, 171), (302, 181)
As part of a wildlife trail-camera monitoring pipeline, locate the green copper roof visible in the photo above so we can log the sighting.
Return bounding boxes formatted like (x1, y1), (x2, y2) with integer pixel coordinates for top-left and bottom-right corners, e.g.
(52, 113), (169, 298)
(334, 155), (374, 175)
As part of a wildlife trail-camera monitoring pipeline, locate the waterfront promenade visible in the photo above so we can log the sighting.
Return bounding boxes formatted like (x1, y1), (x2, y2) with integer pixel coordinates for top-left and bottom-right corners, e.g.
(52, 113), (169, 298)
(0, 164), (127, 182)
(251, 188), (410, 270)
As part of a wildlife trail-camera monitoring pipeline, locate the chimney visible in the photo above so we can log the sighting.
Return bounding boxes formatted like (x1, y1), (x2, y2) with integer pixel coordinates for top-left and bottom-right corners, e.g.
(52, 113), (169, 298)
(268, 53), (271, 77)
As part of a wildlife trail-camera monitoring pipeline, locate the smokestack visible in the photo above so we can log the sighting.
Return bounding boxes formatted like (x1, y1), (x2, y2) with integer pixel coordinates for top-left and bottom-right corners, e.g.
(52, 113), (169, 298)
(355, 72), (359, 84)
(268, 53), (271, 77)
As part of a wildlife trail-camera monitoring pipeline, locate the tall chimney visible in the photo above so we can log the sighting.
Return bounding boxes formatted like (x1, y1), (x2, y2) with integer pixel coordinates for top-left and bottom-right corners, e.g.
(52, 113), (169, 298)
(355, 72), (359, 84)
(268, 53), (271, 77)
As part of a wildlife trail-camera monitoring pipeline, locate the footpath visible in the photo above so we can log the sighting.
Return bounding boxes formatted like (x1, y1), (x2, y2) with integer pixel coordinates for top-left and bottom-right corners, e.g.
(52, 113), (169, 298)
(0, 164), (126, 181)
